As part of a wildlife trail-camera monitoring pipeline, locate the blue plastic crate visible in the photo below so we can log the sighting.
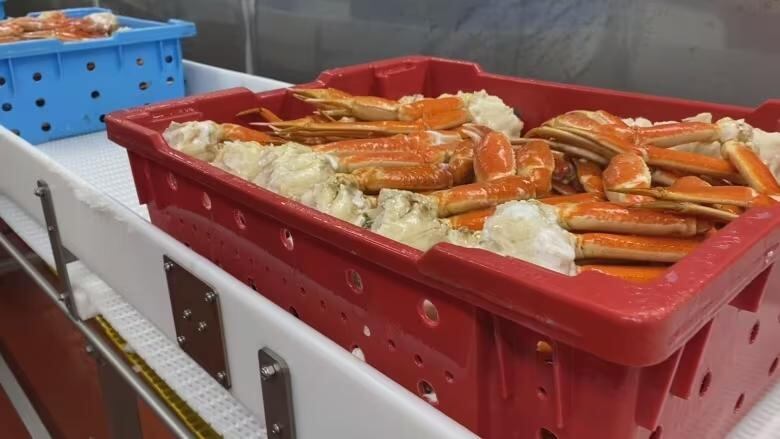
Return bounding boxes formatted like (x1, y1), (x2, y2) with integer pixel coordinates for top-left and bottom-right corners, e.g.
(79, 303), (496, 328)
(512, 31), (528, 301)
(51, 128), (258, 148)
(0, 8), (195, 144)
(0, 0), (5, 20)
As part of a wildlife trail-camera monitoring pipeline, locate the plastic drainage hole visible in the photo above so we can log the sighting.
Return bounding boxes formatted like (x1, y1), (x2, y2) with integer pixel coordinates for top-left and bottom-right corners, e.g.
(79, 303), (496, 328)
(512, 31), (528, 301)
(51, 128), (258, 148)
(99, 114), (106, 123)
(340, 312), (347, 322)
(417, 381), (438, 405)
(1, 103), (11, 112)
(387, 339), (396, 351)
(770, 357), (778, 375)
(91, 90), (100, 99)
(299, 287), (306, 295)
(0, 77), (5, 86)
(280, 228), (294, 250)
(649, 426), (663, 439)
(749, 321), (760, 344)
(32, 72), (42, 81)
(41, 122), (51, 132)
(419, 299), (440, 326)
(165, 55), (174, 63)
(539, 428), (558, 439)
(414, 354), (424, 367)
(699, 372), (712, 396)
(319, 300), (326, 310)
(201, 192), (211, 210)
(167, 172), (178, 191)
(346, 269), (363, 293)
(444, 371), (454, 383)
(139, 81), (149, 91)
(10, 129), (20, 136)
(234, 210), (246, 230)
(734, 393), (745, 413)
(247, 278), (257, 291)
(288, 307), (299, 318)
(351, 346), (365, 362)
(35, 98), (45, 107)
(537, 387), (548, 400)
(136, 57), (144, 66)
(166, 76), (175, 85)
(536, 340), (554, 365)
(86, 62), (96, 71)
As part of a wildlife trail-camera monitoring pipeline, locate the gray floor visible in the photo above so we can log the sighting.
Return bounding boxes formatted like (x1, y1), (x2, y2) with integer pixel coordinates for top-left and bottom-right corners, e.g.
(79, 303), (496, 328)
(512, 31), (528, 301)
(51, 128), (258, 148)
(0, 351), (52, 439)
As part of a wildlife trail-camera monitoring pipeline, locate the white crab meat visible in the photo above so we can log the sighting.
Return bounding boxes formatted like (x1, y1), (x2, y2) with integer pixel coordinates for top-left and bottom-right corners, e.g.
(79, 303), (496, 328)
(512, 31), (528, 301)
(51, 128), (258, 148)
(716, 117), (754, 144)
(84, 12), (120, 34)
(252, 143), (338, 199)
(300, 175), (372, 226)
(449, 90), (524, 139)
(478, 200), (577, 275)
(163, 121), (223, 162)
(752, 128), (780, 181)
(370, 189), (450, 251)
(211, 141), (267, 180)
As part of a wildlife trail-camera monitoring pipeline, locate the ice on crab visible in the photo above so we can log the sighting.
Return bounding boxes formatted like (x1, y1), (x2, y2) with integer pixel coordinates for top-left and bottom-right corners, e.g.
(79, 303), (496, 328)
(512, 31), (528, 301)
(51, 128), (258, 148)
(300, 175), (373, 226)
(752, 128), (780, 180)
(478, 201), (577, 275)
(252, 143), (338, 199)
(211, 141), (267, 180)
(370, 189), (450, 251)
(445, 90), (524, 139)
(163, 121), (224, 161)
(84, 12), (120, 34)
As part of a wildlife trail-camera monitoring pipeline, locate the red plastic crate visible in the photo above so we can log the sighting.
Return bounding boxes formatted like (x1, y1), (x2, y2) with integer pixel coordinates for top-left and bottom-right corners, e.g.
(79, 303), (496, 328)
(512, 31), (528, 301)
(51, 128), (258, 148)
(107, 56), (780, 439)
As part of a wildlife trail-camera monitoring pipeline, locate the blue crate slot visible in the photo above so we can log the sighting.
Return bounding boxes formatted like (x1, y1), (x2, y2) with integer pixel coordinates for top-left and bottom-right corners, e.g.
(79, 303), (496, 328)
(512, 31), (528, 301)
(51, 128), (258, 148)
(0, 8), (196, 144)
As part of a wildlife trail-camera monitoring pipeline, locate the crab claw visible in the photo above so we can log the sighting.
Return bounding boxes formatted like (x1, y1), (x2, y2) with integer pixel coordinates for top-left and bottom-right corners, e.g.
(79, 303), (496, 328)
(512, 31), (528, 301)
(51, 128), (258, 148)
(721, 140), (780, 195)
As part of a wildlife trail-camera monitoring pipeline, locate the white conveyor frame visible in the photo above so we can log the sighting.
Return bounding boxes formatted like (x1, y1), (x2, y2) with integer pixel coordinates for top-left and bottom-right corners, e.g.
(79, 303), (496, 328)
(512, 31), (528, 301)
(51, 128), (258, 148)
(0, 60), (777, 438)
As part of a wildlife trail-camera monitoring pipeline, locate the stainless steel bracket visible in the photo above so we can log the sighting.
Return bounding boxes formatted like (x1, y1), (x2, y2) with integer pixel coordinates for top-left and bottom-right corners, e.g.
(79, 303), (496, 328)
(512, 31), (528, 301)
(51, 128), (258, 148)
(259, 348), (296, 439)
(164, 255), (231, 389)
(34, 180), (79, 319)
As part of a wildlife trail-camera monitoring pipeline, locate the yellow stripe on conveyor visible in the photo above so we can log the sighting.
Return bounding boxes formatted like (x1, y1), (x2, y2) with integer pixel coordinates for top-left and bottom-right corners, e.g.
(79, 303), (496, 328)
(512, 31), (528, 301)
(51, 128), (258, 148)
(95, 315), (222, 439)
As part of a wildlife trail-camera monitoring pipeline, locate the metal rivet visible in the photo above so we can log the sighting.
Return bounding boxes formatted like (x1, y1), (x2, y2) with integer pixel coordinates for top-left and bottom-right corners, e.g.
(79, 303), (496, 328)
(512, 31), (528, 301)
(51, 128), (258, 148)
(204, 291), (217, 303)
(164, 261), (174, 272)
(34, 187), (44, 197)
(47, 225), (55, 232)
(260, 365), (276, 381)
(176, 335), (186, 345)
(85, 344), (94, 354)
(270, 423), (282, 436)
(182, 309), (192, 320)
(196, 321), (208, 332)
(216, 371), (227, 382)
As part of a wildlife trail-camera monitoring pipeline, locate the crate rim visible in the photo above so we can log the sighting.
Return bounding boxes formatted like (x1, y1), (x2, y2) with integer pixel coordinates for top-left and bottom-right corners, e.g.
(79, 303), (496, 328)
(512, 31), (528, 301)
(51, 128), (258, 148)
(106, 55), (780, 368)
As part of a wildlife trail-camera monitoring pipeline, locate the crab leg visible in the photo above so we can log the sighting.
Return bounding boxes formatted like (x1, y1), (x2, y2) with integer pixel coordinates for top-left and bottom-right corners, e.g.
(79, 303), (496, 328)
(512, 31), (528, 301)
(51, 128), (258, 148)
(615, 185), (776, 208)
(447, 141), (476, 185)
(551, 151), (577, 184)
(721, 140), (780, 195)
(574, 233), (700, 263)
(515, 140), (555, 195)
(577, 264), (666, 283)
(574, 159), (604, 194)
(552, 182), (580, 195)
(539, 192), (606, 205)
(645, 146), (744, 182)
(336, 151), (442, 173)
(349, 165), (453, 194)
(462, 125), (517, 182)
(651, 169), (683, 186)
(631, 201), (738, 222)
(525, 126), (616, 159)
(220, 123), (281, 144)
(634, 122), (720, 147)
(556, 202), (708, 237)
(603, 153), (652, 203)
(430, 176), (536, 217)
(446, 207), (496, 231)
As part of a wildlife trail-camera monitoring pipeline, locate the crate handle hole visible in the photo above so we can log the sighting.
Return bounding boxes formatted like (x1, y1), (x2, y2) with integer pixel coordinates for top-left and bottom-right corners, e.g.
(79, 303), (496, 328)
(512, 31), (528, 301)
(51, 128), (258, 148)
(346, 269), (363, 294)
(136, 57), (144, 66)
(734, 393), (745, 413)
(41, 122), (51, 132)
(536, 340), (554, 365)
(166, 76), (175, 85)
(167, 172), (178, 191)
(91, 90), (100, 99)
(86, 62), (96, 71)
(35, 98), (45, 107)
(417, 380), (438, 405)
(350, 346), (365, 362)
(418, 299), (440, 326)
(32, 72), (42, 82)
(280, 228), (294, 250)
(699, 371), (712, 396)
(749, 321), (760, 344)
(234, 210), (246, 230)
(770, 357), (778, 375)
(648, 426), (663, 439)
(139, 81), (149, 91)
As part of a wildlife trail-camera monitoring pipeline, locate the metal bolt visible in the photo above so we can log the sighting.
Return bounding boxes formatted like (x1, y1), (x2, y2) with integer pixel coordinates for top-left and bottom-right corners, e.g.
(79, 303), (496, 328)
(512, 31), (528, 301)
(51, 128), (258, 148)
(216, 371), (227, 383)
(85, 344), (94, 354)
(182, 309), (192, 320)
(47, 225), (55, 232)
(176, 335), (186, 345)
(204, 291), (217, 303)
(196, 321), (208, 332)
(164, 261), (174, 272)
(260, 365), (276, 381)
(270, 424), (282, 436)
(34, 187), (44, 197)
